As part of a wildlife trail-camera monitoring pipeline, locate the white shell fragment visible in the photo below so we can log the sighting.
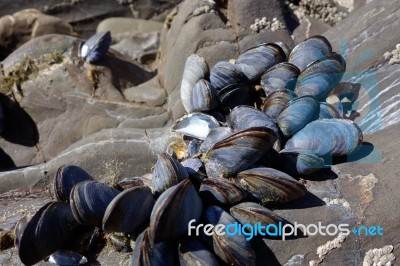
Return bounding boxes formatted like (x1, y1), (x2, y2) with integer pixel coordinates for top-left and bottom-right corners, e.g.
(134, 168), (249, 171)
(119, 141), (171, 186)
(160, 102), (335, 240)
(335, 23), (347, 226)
(171, 113), (219, 140)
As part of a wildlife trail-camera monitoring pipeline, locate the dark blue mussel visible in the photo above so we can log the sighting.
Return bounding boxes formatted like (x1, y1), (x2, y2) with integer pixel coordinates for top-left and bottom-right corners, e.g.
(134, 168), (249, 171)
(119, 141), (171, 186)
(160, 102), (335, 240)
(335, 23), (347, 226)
(295, 54), (346, 100)
(178, 238), (220, 266)
(285, 118), (363, 159)
(261, 90), (297, 121)
(260, 62), (300, 96)
(288, 35), (332, 72)
(79, 31), (112, 63)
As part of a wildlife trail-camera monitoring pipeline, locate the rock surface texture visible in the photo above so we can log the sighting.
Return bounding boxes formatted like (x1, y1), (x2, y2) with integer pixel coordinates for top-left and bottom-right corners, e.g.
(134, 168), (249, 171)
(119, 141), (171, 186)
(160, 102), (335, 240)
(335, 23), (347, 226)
(0, 0), (399, 265)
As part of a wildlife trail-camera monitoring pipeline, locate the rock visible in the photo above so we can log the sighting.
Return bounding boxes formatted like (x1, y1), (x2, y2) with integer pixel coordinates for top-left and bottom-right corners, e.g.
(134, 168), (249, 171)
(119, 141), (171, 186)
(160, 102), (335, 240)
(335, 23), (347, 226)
(0, 34), (163, 166)
(114, 0), (182, 20)
(293, 16), (332, 44)
(324, 0), (400, 133)
(110, 32), (160, 61)
(123, 77), (167, 106)
(97, 18), (163, 41)
(0, 9), (74, 60)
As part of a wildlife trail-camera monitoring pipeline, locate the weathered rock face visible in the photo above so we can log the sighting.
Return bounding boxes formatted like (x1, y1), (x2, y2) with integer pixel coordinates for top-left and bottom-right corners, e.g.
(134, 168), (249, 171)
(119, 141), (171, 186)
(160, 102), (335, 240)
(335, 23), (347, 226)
(0, 9), (75, 60)
(0, 34), (160, 166)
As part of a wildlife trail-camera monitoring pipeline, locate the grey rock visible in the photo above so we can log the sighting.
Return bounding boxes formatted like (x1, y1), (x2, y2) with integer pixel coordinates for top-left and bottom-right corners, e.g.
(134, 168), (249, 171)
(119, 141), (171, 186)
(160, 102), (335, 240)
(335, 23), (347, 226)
(293, 16), (332, 44)
(123, 77), (167, 106)
(0, 34), (161, 166)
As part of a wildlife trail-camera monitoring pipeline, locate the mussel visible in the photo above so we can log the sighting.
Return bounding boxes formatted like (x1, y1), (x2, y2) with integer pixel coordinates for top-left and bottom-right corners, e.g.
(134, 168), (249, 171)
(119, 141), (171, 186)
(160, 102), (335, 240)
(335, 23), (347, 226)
(199, 177), (247, 206)
(235, 167), (307, 205)
(171, 112), (220, 140)
(178, 238), (219, 266)
(203, 127), (277, 178)
(79, 31), (112, 63)
(260, 62), (300, 96)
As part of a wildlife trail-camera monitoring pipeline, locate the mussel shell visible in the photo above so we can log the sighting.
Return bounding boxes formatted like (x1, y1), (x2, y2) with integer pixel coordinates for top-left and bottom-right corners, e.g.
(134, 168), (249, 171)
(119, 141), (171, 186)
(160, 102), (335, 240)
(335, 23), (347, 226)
(151, 152), (189, 194)
(181, 158), (207, 187)
(48, 250), (87, 265)
(171, 112), (220, 140)
(288, 35), (332, 72)
(70, 181), (120, 226)
(178, 238), (219, 266)
(180, 54), (209, 113)
(260, 62), (300, 96)
(203, 127), (277, 178)
(295, 54), (346, 100)
(284, 118), (363, 158)
(228, 106), (279, 136)
(261, 90), (297, 121)
(18, 202), (79, 265)
(210, 61), (246, 90)
(132, 229), (174, 266)
(199, 177), (247, 206)
(53, 165), (94, 202)
(279, 148), (326, 176)
(236, 167), (307, 205)
(102, 186), (154, 233)
(203, 205), (255, 266)
(187, 139), (201, 157)
(0, 103), (4, 134)
(319, 102), (341, 119)
(149, 179), (203, 243)
(80, 31), (112, 63)
(186, 79), (218, 113)
(277, 96), (319, 137)
(230, 202), (288, 228)
(199, 127), (234, 154)
(217, 83), (252, 108)
(235, 43), (286, 82)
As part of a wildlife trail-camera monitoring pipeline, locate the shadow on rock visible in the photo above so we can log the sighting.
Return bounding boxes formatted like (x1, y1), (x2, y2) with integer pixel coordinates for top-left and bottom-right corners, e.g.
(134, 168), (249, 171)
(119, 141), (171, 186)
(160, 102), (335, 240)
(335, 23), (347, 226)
(0, 147), (16, 170)
(251, 237), (282, 266)
(0, 94), (39, 146)
(277, 191), (326, 210)
(332, 142), (375, 164)
(301, 168), (338, 181)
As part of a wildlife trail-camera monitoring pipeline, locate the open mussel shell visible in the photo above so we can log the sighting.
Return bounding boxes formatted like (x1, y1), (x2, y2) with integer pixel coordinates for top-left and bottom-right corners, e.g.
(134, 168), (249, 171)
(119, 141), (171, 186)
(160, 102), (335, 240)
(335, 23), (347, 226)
(14, 216), (28, 250)
(151, 152), (189, 194)
(203, 127), (277, 179)
(48, 250), (87, 266)
(102, 186), (154, 233)
(210, 61), (246, 90)
(285, 118), (363, 159)
(171, 112), (220, 140)
(203, 205), (255, 266)
(261, 90), (297, 121)
(228, 106), (279, 136)
(149, 179), (202, 243)
(179, 238), (219, 266)
(288, 35), (332, 72)
(80, 31), (112, 63)
(199, 126), (234, 154)
(326, 94), (345, 117)
(319, 102), (341, 119)
(295, 54), (346, 100)
(230, 202), (288, 229)
(279, 148), (326, 176)
(260, 62), (300, 96)
(217, 83), (252, 108)
(235, 167), (307, 205)
(53, 165), (94, 202)
(199, 177), (247, 206)
(70, 180), (120, 226)
(180, 54), (209, 113)
(18, 202), (79, 266)
(277, 96), (319, 138)
(235, 43), (286, 82)
(132, 228), (174, 266)
(187, 139), (201, 157)
(186, 79), (218, 113)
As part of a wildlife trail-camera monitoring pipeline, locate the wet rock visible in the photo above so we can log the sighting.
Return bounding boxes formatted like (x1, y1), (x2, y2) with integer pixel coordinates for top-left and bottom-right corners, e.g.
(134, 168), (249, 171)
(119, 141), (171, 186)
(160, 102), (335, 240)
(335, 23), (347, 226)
(97, 18), (163, 40)
(292, 16), (332, 44)
(324, 0), (400, 133)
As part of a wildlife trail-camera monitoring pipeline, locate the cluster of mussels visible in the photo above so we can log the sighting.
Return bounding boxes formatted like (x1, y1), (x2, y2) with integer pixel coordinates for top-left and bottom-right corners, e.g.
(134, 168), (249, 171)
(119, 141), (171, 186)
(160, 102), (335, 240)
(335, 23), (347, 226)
(15, 35), (363, 266)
